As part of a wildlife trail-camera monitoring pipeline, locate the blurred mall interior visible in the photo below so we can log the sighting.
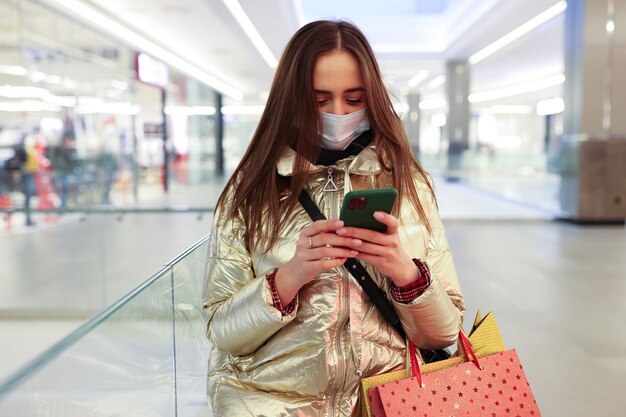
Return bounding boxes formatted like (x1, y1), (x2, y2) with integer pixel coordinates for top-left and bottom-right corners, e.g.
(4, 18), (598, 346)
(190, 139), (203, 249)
(0, 0), (624, 416)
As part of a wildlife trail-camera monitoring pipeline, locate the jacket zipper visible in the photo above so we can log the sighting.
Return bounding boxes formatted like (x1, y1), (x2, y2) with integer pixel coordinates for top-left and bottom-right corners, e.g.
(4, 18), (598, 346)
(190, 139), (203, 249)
(326, 166), (350, 416)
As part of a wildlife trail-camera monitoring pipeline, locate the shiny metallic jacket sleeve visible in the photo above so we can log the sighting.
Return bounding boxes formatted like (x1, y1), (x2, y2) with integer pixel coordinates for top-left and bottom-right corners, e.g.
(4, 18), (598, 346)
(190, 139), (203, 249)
(393, 182), (465, 350)
(202, 202), (298, 356)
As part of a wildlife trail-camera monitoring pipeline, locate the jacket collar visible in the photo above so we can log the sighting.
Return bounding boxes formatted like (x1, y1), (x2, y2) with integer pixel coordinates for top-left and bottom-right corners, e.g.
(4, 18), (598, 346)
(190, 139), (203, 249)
(276, 144), (382, 177)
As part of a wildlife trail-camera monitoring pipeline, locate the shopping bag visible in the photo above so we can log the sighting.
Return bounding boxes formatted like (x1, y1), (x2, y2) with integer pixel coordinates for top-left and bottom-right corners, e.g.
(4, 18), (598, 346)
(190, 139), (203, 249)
(369, 330), (542, 417)
(361, 311), (505, 417)
(466, 309), (507, 357)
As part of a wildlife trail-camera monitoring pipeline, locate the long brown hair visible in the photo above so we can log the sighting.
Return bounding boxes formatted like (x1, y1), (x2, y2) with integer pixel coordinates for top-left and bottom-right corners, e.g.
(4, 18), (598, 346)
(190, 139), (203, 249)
(216, 20), (435, 252)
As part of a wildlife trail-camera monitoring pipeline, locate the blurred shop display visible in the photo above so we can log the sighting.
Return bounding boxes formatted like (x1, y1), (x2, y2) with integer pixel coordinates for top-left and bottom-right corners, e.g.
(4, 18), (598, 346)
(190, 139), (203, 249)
(0, 0), (222, 230)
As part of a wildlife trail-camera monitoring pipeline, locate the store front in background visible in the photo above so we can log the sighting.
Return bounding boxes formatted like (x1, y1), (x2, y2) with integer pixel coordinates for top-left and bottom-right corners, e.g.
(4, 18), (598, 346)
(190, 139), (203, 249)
(0, 0), (220, 222)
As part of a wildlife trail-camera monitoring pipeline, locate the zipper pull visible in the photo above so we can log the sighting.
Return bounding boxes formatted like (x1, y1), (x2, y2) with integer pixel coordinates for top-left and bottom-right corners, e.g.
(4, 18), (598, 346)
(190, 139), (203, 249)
(323, 167), (338, 192)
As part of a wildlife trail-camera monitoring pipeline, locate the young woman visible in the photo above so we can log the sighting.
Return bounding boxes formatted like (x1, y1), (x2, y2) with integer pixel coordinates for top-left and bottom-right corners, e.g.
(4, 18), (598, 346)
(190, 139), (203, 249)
(203, 20), (464, 417)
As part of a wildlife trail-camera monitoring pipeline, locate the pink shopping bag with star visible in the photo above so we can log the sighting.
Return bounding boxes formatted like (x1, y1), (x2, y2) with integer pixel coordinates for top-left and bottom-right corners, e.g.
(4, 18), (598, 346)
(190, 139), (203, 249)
(368, 330), (542, 417)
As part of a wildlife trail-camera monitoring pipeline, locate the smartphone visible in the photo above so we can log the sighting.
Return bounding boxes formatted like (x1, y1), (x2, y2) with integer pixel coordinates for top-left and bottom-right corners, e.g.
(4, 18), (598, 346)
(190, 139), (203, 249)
(339, 188), (398, 233)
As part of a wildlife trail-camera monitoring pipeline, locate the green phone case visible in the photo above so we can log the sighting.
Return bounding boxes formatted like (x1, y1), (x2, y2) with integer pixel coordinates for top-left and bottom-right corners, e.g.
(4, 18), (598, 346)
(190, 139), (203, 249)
(339, 188), (398, 233)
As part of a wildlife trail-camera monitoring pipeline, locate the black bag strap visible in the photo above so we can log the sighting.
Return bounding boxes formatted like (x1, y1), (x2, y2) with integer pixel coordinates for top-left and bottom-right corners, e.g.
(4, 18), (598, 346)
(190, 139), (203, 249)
(298, 189), (406, 339)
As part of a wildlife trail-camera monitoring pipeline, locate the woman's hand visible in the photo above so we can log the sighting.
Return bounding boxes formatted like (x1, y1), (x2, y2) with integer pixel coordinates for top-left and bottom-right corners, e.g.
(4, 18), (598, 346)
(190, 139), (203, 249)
(336, 211), (418, 287)
(275, 220), (363, 305)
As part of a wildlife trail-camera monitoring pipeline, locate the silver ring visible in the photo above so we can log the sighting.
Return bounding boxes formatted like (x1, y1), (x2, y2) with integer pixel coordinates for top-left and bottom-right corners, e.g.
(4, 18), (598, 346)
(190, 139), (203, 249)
(309, 237), (314, 249)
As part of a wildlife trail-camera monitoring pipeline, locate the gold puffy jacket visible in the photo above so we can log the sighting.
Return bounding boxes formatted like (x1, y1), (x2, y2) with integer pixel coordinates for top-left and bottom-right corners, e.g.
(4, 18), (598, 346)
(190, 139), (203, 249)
(203, 144), (465, 417)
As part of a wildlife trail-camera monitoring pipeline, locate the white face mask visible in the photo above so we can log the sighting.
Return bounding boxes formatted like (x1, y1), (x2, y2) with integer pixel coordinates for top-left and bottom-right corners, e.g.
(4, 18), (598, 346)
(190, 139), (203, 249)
(320, 107), (370, 151)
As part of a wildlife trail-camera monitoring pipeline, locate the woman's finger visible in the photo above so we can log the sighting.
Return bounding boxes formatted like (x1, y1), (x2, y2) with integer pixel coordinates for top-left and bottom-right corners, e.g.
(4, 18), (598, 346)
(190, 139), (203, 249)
(335, 226), (386, 243)
(348, 240), (388, 257)
(354, 251), (381, 265)
(301, 220), (344, 237)
(308, 257), (347, 271)
(373, 211), (399, 234)
(309, 232), (362, 249)
(303, 246), (359, 261)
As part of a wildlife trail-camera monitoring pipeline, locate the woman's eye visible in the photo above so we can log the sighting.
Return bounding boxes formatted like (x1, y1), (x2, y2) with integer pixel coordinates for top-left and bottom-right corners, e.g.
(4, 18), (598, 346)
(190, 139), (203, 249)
(317, 99), (328, 105)
(346, 98), (363, 104)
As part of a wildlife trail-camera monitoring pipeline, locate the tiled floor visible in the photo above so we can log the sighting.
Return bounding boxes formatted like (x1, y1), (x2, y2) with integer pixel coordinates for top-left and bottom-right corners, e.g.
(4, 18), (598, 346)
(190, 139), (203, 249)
(1, 176), (624, 416)
(444, 220), (626, 417)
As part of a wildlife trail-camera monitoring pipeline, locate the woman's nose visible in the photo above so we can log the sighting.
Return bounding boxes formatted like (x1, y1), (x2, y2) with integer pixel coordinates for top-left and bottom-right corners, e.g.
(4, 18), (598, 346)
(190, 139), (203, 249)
(326, 99), (349, 115)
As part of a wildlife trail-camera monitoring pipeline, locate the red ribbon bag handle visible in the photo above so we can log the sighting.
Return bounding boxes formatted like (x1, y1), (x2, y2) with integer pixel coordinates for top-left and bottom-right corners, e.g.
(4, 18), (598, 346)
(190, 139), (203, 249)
(408, 329), (482, 388)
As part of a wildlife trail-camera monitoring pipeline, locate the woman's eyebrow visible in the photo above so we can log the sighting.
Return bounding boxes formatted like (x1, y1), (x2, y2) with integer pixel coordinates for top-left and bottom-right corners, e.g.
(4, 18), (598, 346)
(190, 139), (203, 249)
(314, 87), (365, 94)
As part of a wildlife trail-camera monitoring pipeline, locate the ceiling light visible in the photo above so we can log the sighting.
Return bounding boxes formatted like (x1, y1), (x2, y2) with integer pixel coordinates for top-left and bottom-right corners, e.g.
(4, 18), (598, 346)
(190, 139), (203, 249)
(165, 106), (216, 116)
(164, 106), (189, 115)
(0, 100), (61, 112)
(468, 74), (565, 103)
(45, 75), (62, 84)
(427, 75), (446, 89)
(0, 85), (50, 98)
(606, 20), (615, 33)
(469, 0), (567, 65)
(49, 0), (243, 100)
(408, 71), (429, 88)
(75, 102), (140, 115)
(167, 105), (265, 116)
(30, 71), (47, 82)
(63, 79), (77, 89)
(536, 97), (564, 115)
(431, 113), (447, 127)
(221, 105), (265, 115)
(193, 106), (217, 115)
(223, 0), (278, 68)
(419, 98), (447, 110)
(0, 65), (27, 76)
(40, 117), (64, 130)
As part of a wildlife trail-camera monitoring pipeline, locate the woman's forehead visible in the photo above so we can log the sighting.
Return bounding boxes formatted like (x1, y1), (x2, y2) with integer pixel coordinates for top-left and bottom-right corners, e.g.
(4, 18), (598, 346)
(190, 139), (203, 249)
(313, 50), (364, 91)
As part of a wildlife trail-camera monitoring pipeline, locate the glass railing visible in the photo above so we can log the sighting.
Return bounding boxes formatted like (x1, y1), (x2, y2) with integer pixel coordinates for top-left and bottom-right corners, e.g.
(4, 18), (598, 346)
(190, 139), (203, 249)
(0, 210), (216, 317)
(0, 235), (212, 416)
(420, 148), (562, 216)
(0, 159), (224, 315)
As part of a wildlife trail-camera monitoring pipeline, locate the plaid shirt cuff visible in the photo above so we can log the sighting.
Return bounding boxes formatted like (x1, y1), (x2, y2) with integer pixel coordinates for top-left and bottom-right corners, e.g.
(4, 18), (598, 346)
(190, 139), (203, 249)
(390, 259), (431, 304)
(267, 269), (296, 316)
